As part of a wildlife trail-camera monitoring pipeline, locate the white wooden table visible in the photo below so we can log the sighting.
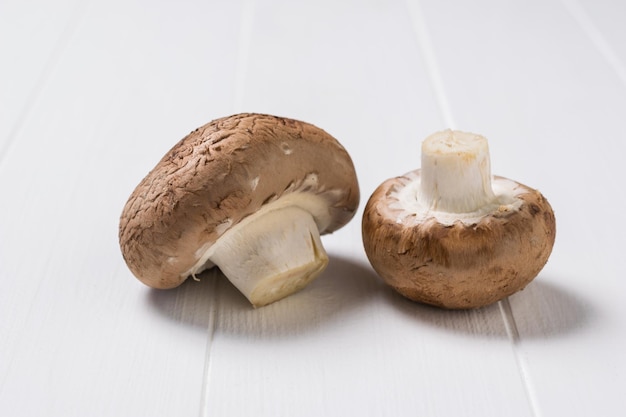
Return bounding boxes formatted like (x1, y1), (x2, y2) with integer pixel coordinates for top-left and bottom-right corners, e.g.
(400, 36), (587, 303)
(2, 0), (625, 415)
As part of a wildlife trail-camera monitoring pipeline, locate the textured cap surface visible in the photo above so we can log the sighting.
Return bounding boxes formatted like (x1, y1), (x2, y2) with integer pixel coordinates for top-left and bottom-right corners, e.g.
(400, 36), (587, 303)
(362, 171), (555, 309)
(120, 113), (359, 289)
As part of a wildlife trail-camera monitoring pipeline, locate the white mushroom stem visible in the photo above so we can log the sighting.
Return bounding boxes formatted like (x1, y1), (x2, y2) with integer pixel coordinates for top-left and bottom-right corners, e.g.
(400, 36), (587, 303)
(206, 205), (328, 307)
(419, 130), (496, 213)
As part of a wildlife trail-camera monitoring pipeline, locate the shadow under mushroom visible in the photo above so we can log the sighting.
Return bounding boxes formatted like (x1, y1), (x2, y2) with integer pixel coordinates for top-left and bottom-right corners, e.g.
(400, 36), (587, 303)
(387, 276), (593, 340)
(147, 255), (591, 341)
(146, 255), (386, 338)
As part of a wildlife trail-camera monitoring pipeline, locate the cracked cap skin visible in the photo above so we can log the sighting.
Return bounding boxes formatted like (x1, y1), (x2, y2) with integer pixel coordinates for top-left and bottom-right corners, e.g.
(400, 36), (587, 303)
(362, 173), (555, 309)
(119, 113), (359, 289)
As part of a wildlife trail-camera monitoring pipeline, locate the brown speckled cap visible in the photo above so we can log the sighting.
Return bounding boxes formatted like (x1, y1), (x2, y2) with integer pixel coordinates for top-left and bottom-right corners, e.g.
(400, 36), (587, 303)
(119, 113), (359, 289)
(362, 171), (556, 309)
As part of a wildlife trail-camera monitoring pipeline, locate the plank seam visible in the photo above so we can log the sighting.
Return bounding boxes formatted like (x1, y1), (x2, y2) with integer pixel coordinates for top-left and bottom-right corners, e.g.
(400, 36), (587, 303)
(0, 0), (89, 167)
(499, 299), (542, 417)
(406, 1), (540, 415)
(200, 1), (256, 414)
(199, 277), (219, 417)
(405, 0), (455, 129)
(561, 0), (626, 88)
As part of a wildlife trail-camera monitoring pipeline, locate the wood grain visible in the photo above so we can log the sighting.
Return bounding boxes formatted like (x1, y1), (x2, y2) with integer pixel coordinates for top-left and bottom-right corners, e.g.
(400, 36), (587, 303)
(1, 0), (626, 416)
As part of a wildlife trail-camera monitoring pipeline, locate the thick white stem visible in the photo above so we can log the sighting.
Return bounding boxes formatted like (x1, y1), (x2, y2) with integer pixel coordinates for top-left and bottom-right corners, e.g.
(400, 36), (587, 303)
(419, 130), (495, 213)
(208, 206), (328, 307)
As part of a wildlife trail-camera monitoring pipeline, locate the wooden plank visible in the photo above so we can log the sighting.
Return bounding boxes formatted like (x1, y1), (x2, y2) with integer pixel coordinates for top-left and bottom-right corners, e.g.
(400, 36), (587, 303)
(567, 0), (626, 86)
(418, 0), (626, 415)
(0, 0), (244, 415)
(202, 1), (534, 416)
(2, 0), (624, 415)
(0, 0), (85, 156)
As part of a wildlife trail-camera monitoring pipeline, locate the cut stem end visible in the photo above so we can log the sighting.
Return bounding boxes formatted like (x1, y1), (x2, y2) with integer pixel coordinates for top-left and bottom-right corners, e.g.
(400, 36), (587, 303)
(209, 206), (329, 307)
(419, 130), (495, 213)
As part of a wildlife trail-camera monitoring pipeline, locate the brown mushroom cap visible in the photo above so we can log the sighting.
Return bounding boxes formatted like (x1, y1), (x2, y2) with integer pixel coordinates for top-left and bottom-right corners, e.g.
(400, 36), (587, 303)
(119, 113), (359, 289)
(362, 171), (556, 309)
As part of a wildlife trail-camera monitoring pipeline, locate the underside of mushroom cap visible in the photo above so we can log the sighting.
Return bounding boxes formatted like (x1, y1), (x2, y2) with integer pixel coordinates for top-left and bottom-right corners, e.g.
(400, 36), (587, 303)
(119, 113), (359, 289)
(362, 170), (556, 309)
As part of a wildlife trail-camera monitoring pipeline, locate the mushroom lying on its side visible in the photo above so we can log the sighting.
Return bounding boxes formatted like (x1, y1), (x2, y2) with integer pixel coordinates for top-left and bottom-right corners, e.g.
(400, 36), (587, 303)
(119, 113), (359, 307)
(362, 130), (556, 309)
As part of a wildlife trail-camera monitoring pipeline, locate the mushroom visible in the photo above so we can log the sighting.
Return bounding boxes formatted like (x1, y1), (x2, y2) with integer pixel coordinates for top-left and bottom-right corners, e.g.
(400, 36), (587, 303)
(119, 113), (359, 307)
(362, 130), (555, 309)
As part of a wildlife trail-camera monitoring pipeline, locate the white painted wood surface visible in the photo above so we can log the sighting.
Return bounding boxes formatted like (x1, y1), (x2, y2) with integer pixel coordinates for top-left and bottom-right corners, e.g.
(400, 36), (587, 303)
(1, 0), (625, 416)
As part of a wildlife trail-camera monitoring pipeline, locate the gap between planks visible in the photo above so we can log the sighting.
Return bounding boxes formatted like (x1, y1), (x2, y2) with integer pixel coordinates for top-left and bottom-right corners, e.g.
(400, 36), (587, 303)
(0, 0), (90, 167)
(405, 0), (455, 130)
(499, 299), (542, 417)
(561, 0), (626, 88)
(199, 0), (257, 415)
(198, 276), (219, 417)
(405, 1), (540, 416)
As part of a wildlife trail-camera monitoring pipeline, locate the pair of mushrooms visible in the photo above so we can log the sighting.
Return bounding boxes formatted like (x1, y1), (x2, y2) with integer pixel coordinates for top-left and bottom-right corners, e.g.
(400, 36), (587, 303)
(119, 114), (555, 309)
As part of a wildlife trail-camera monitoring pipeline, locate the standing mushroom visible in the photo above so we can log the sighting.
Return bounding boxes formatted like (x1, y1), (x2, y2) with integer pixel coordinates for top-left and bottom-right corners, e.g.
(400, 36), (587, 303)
(119, 113), (359, 307)
(362, 130), (555, 309)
